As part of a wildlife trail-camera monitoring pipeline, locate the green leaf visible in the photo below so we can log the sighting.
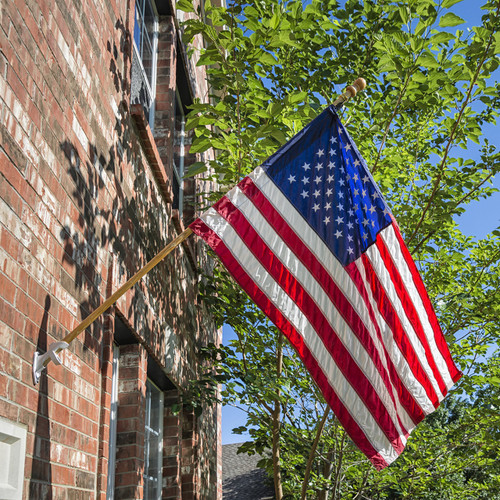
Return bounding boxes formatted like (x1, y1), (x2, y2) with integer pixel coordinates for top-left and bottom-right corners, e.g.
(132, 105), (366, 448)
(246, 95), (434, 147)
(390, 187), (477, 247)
(494, 32), (500, 54)
(259, 52), (278, 65)
(419, 53), (440, 68)
(189, 138), (212, 153)
(270, 13), (280, 30)
(431, 32), (455, 45)
(442, 0), (463, 7)
(184, 162), (207, 178)
(439, 13), (465, 27)
(176, 0), (194, 12)
(288, 91), (307, 105)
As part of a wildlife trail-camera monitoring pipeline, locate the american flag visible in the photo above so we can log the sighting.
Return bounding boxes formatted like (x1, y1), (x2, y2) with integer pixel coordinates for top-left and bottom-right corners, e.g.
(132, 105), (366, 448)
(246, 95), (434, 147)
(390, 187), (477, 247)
(190, 105), (462, 469)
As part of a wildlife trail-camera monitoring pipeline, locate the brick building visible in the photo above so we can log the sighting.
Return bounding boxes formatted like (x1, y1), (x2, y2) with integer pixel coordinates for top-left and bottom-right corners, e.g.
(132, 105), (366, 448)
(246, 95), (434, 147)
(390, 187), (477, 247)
(0, 0), (222, 498)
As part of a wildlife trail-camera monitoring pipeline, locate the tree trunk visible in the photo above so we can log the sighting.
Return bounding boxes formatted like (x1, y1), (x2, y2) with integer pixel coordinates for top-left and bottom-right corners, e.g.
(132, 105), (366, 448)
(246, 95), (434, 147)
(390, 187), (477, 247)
(300, 406), (330, 500)
(272, 333), (284, 500)
(318, 448), (335, 500)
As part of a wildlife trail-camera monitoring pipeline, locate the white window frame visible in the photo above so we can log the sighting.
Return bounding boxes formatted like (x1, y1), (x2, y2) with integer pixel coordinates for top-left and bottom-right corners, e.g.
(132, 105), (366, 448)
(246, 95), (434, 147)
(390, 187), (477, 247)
(173, 89), (186, 217)
(143, 379), (164, 500)
(106, 344), (120, 500)
(133, 0), (159, 128)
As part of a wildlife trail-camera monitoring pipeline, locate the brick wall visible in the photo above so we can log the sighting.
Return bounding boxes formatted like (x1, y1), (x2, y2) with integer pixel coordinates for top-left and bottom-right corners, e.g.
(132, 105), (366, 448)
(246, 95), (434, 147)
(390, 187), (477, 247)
(0, 0), (221, 498)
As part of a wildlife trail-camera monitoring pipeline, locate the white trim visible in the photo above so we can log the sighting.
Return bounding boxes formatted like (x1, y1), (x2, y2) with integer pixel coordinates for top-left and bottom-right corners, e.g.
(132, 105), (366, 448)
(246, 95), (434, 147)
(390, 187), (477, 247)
(106, 344), (120, 500)
(133, 0), (159, 128)
(0, 418), (27, 500)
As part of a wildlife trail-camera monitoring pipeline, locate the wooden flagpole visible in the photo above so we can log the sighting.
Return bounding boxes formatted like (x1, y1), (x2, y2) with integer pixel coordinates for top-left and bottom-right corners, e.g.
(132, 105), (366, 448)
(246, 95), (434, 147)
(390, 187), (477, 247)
(32, 77), (367, 384)
(33, 228), (192, 383)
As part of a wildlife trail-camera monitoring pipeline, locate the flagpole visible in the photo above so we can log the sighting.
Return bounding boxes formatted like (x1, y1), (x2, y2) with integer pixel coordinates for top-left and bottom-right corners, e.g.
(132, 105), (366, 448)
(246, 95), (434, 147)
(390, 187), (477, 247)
(32, 228), (193, 384)
(32, 77), (367, 385)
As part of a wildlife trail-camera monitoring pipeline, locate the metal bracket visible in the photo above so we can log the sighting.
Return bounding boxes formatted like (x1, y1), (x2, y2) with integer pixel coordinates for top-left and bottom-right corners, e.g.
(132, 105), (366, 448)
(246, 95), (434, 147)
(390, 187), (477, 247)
(32, 341), (69, 385)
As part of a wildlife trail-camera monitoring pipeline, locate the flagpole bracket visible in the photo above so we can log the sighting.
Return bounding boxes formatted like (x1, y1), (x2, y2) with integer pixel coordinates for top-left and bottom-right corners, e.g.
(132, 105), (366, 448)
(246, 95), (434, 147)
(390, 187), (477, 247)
(32, 341), (69, 385)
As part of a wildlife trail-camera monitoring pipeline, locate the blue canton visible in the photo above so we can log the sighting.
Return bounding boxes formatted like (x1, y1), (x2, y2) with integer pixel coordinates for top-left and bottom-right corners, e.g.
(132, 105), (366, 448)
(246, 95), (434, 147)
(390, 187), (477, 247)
(263, 106), (392, 266)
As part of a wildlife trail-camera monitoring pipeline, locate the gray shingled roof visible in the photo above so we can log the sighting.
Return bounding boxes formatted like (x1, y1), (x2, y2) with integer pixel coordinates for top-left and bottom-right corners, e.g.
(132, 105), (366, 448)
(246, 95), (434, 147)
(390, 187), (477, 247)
(222, 443), (275, 499)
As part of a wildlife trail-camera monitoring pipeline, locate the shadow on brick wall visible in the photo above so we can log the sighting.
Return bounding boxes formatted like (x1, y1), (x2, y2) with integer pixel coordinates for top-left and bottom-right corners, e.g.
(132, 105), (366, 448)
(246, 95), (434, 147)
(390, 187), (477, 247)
(55, 18), (175, 363)
(29, 295), (53, 498)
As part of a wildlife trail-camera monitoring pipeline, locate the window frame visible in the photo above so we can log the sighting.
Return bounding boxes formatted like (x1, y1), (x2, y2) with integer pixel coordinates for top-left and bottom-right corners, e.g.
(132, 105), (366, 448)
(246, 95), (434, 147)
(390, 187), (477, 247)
(173, 89), (186, 218)
(143, 378), (164, 500)
(132, 0), (159, 128)
(106, 344), (120, 500)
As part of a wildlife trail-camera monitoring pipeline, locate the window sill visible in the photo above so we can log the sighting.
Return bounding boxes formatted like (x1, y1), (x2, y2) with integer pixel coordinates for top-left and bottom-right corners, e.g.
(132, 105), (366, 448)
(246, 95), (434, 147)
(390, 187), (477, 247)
(131, 104), (173, 204)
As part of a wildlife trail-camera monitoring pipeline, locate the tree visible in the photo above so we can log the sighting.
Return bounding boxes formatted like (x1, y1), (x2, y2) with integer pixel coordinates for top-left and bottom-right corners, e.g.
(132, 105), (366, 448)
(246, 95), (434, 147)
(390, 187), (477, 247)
(179, 0), (500, 497)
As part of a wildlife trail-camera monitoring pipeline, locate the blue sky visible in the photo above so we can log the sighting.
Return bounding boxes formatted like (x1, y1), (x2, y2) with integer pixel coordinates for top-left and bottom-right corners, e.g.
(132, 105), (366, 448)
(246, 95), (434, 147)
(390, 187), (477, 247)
(220, 0), (499, 445)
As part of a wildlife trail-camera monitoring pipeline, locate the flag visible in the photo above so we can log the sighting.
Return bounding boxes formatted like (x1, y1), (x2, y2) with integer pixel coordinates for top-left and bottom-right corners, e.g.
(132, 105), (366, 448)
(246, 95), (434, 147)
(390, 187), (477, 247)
(189, 105), (462, 469)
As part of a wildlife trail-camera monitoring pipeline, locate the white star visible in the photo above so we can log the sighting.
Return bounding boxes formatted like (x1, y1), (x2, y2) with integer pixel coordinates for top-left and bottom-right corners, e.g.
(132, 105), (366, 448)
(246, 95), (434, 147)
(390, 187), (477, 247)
(344, 144), (352, 152)
(315, 162), (323, 171)
(330, 136), (337, 144)
(302, 162), (310, 171)
(335, 229), (342, 238)
(330, 148), (337, 156)
(347, 247), (354, 254)
(317, 149), (325, 158)
(362, 175), (370, 183)
(353, 203), (359, 211)
(335, 215), (344, 224)
(340, 166), (345, 174)
(383, 207), (390, 216)
(339, 179), (345, 187)
(300, 190), (309, 198)
(362, 219), (370, 227)
(288, 175), (296, 183)
(302, 177), (310, 184)
(369, 205), (376, 214)
(352, 173), (359, 182)
(325, 202), (332, 210)
(324, 216), (331, 224)
(363, 203), (369, 212)
(337, 202), (344, 211)
(362, 189), (367, 197)
(348, 209), (354, 217)
(326, 188), (333, 196)
(312, 203), (320, 212)
(346, 174), (351, 181)
(327, 174), (335, 183)
(347, 234), (353, 242)
(362, 233), (368, 241)
(313, 189), (321, 198)
(353, 188), (359, 196)
(371, 220), (375, 227)
(353, 159), (360, 167)
(372, 192), (380, 200)
(328, 161), (335, 169)
(347, 221), (353, 230)
(338, 192), (344, 199)
(314, 176), (322, 184)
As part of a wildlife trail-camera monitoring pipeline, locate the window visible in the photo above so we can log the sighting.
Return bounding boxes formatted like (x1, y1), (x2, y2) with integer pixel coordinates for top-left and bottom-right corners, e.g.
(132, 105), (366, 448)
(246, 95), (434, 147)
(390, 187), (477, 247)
(143, 379), (164, 500)
(106, 345), (120, 500)
(173, 90), (186, 217)
(131, 0), (159, 128)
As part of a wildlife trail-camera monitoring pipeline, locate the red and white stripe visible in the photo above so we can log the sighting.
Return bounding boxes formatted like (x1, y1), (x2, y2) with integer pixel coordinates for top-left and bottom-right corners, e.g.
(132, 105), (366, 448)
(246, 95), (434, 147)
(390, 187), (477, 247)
(190, 166), (462, 469)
